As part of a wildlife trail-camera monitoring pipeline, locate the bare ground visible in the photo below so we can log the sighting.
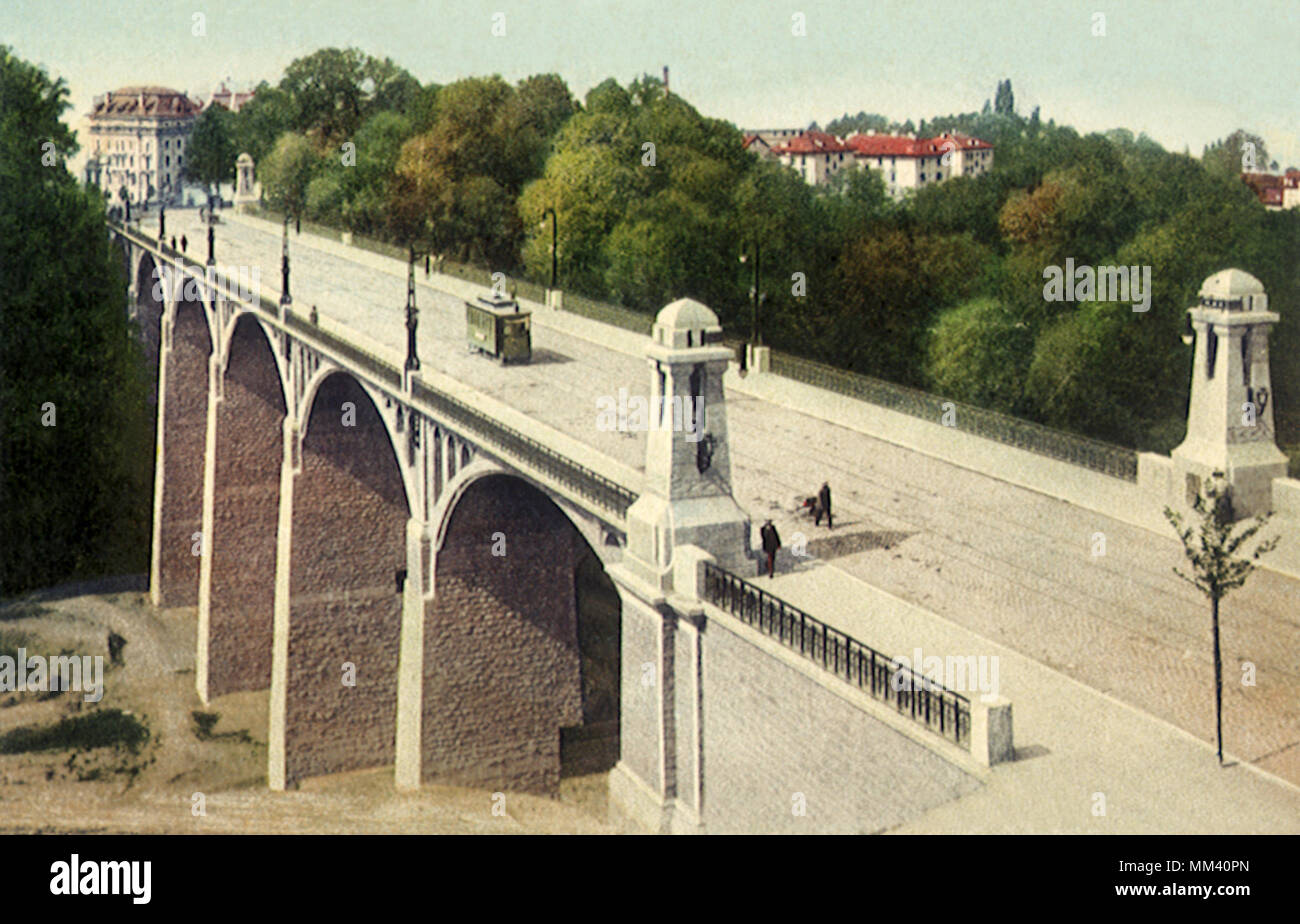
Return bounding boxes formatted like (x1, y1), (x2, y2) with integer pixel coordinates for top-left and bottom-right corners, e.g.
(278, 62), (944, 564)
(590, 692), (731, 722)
(0, 590), (628, 834)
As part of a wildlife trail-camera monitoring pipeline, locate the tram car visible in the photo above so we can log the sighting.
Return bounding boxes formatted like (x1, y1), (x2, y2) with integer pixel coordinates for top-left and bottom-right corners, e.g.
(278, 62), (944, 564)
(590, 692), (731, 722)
(465, 293), (531, 364)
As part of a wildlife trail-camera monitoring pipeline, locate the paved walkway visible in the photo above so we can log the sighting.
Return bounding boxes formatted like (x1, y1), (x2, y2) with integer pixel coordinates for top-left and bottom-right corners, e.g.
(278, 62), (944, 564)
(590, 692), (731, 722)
(760, 562), (1300, 833)
(156, 209), (1300, 825)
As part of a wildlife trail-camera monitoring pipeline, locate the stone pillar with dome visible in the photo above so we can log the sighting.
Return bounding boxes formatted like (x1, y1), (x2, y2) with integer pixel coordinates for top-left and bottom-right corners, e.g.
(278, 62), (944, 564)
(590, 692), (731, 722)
(606, 298), (753, 833)
(1170, 268), (1289, 518)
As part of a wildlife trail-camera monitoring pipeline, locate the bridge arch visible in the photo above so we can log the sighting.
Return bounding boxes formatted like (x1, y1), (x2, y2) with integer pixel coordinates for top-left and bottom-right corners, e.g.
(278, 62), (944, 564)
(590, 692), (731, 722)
(110, 234), (130, 290)
(153, 277), (212, 607)
(219, 309), (289, 402)
(421, 470), (622, 791)
(203, 314), (289, 700)
(299, 361), (417, 515)
(284, 370), (411, 784)
(132, 250), (164, 399)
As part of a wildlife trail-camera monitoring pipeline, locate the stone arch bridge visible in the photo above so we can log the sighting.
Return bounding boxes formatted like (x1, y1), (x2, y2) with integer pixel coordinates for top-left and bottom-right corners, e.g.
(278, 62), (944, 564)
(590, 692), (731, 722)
(110, 221), (1004, 834)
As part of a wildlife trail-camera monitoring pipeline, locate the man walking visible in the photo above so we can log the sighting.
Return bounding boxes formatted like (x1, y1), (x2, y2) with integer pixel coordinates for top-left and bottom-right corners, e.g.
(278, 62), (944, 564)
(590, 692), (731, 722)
(180, 233), (188, 253)
(815, 482), (833, 529)
(760, 519), (781, 579)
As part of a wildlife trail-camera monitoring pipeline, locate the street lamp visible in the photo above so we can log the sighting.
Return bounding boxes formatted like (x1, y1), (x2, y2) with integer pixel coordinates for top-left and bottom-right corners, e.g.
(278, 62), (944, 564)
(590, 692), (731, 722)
(280, 214), (292, 306)
(404, 244), (424, 373)
(739, 240), (765, 369)
(541, 207), (558, 291)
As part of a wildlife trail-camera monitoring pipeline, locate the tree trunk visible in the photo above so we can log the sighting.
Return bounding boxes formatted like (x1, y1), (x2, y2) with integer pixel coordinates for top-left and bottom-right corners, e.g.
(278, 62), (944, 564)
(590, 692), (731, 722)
(1212, 594), (1224, 765)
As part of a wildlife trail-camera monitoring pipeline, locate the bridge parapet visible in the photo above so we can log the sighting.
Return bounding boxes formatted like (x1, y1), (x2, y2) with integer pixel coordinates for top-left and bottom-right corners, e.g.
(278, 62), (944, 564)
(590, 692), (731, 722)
(111, 218), (639, 532)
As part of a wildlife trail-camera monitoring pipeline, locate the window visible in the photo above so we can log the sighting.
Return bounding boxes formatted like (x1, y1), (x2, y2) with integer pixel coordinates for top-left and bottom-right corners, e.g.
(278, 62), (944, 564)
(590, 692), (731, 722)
(1206, 326), (1218, 379)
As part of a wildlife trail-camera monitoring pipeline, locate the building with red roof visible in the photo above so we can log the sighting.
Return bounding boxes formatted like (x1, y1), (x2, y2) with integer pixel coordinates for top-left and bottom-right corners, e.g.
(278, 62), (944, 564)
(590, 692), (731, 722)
(744, 125), (994, 193)
(844, 130), (993, 197)
(1241, 170), (1300, 210)
(767, 129), (852, 185)
(84, 86), (202, 205)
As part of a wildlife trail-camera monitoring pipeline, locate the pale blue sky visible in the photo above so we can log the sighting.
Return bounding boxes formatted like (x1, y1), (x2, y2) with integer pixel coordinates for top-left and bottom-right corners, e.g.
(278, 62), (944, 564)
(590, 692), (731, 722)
(5, 0), (1299, 172)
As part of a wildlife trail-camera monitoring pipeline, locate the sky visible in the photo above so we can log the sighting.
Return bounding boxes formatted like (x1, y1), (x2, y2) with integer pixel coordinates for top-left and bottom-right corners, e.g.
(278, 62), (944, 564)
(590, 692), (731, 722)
(4, 0), (1299, 175)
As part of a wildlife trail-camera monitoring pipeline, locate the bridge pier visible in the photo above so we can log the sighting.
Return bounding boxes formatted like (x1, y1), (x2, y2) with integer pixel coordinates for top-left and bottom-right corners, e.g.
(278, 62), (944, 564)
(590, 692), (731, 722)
(267, 417), (299, 792)
(395, 517), (432, 791)
(195, 353), (223, 703)
(147, 307), (171, 608)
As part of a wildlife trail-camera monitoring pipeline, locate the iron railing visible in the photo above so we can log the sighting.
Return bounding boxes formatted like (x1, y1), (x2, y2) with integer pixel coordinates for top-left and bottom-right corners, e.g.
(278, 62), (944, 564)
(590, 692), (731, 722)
(244, 206), (657, 335)
(122, 214), (1139, 480)
(768, 352), (1139, 481)
(411, 378), (638, 519)
(703, 562), (971, 749)
(110, 218), (639, 521)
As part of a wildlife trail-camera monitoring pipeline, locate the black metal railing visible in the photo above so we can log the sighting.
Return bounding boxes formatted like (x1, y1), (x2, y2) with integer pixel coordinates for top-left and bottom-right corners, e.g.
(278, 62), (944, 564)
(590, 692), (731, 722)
(411, 378), (638, 518)
(769, 352), (1139, 481)
(243, 206), (657, 336)
(111, 218), (639, 521)
(702, 562), (971, 749)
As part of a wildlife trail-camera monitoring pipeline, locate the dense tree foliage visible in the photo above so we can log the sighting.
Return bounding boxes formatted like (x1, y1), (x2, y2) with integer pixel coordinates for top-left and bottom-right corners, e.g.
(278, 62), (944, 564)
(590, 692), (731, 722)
(0, 47), (152, 594)
(184, 103), (237, 198)
(223, 56), (1300, 462)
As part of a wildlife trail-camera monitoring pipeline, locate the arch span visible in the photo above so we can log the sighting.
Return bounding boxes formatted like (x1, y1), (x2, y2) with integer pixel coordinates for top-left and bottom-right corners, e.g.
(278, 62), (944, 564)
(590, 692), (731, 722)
(154, 283), (212, 608)
(133, 251), (163, 404)
(204, 314), (287, 699)
(285, 371), (410, 784)
(422, 473), (621, 793)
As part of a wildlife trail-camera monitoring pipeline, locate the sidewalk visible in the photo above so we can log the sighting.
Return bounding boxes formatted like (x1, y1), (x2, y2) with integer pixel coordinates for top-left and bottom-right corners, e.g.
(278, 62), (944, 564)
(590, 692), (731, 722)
(759, 558), (1300, 833)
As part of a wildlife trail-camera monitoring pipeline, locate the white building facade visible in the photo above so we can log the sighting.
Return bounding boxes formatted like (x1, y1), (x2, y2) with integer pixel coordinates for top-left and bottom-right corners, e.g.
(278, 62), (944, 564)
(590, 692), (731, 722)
(845, 130), (994, 198)
(84, 86), (201, 206)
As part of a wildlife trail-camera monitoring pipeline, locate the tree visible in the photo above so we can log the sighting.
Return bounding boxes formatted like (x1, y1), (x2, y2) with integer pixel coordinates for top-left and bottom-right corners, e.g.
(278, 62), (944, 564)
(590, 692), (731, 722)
(231, 81), (297, 164)
(280, 47), (368, 145)
(1164, 477), (1279, 764)
(185, 104), (237, 204)
(1203, 129), (1270, 176)
(0, 46), (152, 593)
(340, 110), (414, 233)
(926, 297), (1032, 413)
(994, 78), (1015, 116)
(260, 132), (319, 222)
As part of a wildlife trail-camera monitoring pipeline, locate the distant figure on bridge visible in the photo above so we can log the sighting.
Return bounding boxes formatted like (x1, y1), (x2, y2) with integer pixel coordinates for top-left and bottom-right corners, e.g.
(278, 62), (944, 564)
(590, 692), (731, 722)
(170, 236), (177, 251)
(180, 234), (188, 253)
(760, 519), (781, 579)
(815, 482), (833, 529)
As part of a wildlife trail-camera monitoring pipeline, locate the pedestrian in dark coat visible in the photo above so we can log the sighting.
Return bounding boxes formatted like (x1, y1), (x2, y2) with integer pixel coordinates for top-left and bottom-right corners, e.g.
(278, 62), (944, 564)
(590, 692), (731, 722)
(760, 519), (781, 578)
(180, 234), (188, 253)
(170, 236), (177, 251)
(816, 482), (833, 529)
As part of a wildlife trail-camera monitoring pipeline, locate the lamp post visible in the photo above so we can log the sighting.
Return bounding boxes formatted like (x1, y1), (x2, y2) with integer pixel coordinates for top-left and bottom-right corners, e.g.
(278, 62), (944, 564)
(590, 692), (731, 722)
(206, 190), (216, 266)
(280, 214), (292, 306)
(739, 240), (765, 369)
(405, 244), (422, 373)
(541, 207), (558, 291)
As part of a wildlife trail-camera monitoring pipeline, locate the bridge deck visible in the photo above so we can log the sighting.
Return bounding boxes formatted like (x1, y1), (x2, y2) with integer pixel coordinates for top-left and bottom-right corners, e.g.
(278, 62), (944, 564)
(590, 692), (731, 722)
(166, 209), (1300, 804)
